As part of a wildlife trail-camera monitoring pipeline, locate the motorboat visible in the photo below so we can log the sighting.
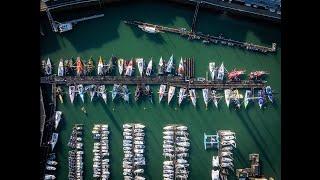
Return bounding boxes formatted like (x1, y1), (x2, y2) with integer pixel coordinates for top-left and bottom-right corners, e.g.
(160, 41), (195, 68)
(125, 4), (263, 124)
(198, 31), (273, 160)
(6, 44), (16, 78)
(177, 57), (184, 76)
(177, 153), (188, 158)
(134, 124), (145, 129)
(249, 71), (269, 80)
(224, 89), (231, 107)
(178, 87), (187, 106)
(125, 59), (134, 76)
(176, 147), (188, 152)
(145, 58), (153, 76)
(202, 88), (210, 109)
(244, 90), (253, 109)
(211, 90), (220, 108)
(220, 162), (234, 169)
(216, 62), (225, 81)
(232, 89), (242, 109)
(163, 161), (174, 166)
(118, 58), (124, 75)
(177, 159), (188, 164)
(167, 86), (175, 105)
(177, 126), (187, 131)
(50, 133), (59, 151)
(257, 90), (265, 109)
(189, 89), (197, 107)
(221, 135), (235, 141)
(176, 142), (190, 147)
(176, 137), (189, 141)
(163, 131), (174, 136)
(176, 131), (189, 136)
(211, 169), (219, 180)
(57, 59), (64, 76)
(163, 125), (174, 130)
(46, 166), (56, 171)
(221, 146), (234, 152)
(134, 169), (144, 174)
(123, 124), (132, 129)
(111, 84), (120, 101)
(158, 57), (165, 75)
(138, 24), (161, 33)
(86, 57), (94, 74)
(221, 157), (233, 163)
(44, 174), (56, 180)
(212, 156), (219, 167)
(158, 84), (166, 103)
(47, 160), (58, 166)
(54, 111), (62, 130)
(97, 56), (104, 75)
(227, 69), (245, 81)
(134, 85), (142, 102)
(163, 136), (174, 140)
(76, 57), (84, 76)
(163, 153), (174, 158)
(97, 85), (107, 103)
(136, 58), (144, 76)
(165, 54), (174, 73)
(77, 84), (85, 103)
(41, 60), (46, 75)
(264, 86), (273, 103)
(221, 140), (236, 148)
(45, 57), (52, 75)
(209, 62), (216, 80)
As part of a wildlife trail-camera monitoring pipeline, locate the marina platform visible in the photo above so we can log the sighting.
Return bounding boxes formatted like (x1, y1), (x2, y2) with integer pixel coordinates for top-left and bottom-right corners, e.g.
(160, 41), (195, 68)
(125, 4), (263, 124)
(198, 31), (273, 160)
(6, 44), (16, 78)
(40, 76), (266, 89)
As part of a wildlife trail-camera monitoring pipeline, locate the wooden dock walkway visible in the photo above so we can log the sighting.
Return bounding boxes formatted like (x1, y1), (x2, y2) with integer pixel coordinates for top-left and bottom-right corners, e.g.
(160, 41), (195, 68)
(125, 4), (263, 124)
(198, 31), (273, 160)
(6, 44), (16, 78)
(40, 76), (266, 89)
(124, 20), (276, 53)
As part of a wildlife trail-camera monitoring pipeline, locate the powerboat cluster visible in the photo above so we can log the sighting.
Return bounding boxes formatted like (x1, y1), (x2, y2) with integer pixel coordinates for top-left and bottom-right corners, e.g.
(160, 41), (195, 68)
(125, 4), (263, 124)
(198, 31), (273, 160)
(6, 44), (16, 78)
(44, 153), (58, 180)
(68, 124), (84, 180)
(92, 124), (110, 179)
(122, 123), (146, 180)
(163, 125), (190, 180)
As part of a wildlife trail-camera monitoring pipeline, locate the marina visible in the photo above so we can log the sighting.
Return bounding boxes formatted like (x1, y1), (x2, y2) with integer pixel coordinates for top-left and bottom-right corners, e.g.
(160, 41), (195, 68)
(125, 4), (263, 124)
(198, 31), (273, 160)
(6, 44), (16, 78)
(40, 2), (281, 180)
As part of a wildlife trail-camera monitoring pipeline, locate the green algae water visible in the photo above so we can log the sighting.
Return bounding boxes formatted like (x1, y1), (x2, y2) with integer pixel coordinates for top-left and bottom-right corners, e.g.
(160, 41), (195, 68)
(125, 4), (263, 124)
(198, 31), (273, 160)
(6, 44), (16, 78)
(41, 2), (281, 180)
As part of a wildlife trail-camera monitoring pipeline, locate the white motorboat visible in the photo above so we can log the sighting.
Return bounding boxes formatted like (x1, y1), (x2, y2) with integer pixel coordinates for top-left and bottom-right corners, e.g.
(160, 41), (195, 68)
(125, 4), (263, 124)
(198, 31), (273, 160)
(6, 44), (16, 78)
(221, 157), (233, 163)
(212, 156), (219, 167)
(177, 57), (184, 76)
(163, 136), (174, 140)
(158, 84), (166, 103)
(47, 160), (58, 166)
(69, 86), (75, 104)
(220, 162), (234, 169)
(176, 142), (190, 147)
(46, 166), (56, 171)
(178, 87), (187, 106)
(163, 131), (174, 135)
(57, 59), (64, 77)
(134, 169), (144, 174)
(211, 90), (220, 108)
(138, 24), (161, 33)
(50, 133), (59, 151)
(211, 169), (219, 180)
(77, 84), (85, 103)
(125, 59), (134, 76)
(209, 62), (216, 80)
(136, 58), (144, 76)
(163, 125), (174, 130)
(163, 161), (174, 166)
(97, 56), (104, 75)
(220, 151), (233, 157)
(177, 159), (188, 164)
(123, 124), (132, 129)
(97, 85), (107, 103)
(121, 85), (130, 102)
(221, 135), (236, 141)
(189, 89), (197, 107)
(165, 54), (174, 73)
(224, 89), (231, 107)
(202, 88), (210, 109)
(177, 126), (187, 131)
(118, 58), (124, 75)
(216, 62), (225, 80)
(167, 86), (175, 105)
(45, 57), (52, 75)
(221, 140), (236, 148)
(220, 131), (235, 136)
(134, 124), (145, 129)
(54, 111), (62, 130)
(44, 174), (56, 180)
(145, 58), (153, 76)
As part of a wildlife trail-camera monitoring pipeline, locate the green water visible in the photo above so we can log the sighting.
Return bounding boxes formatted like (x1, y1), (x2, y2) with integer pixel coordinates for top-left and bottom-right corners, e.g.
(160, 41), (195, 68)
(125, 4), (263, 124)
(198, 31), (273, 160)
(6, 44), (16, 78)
(41, 2), (281, 180)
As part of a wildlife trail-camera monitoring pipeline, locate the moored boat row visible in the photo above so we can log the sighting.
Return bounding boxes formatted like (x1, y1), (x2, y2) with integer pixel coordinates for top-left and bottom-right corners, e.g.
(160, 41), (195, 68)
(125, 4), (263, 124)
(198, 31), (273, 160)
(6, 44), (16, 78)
(68, 124), (84, 180)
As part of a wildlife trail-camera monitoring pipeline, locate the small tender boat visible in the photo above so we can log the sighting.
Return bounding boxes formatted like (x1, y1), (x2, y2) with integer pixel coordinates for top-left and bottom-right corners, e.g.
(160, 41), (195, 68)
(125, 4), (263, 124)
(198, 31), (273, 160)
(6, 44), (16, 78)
(97, 56), (104, 76)
(44, 174), (56, 180)
(47, 160), (58, 166)
(167, 86), (176, 105)
(97, 85), (107, 103)
(227, 69), (245, 81)
(46, 166), (56, 171)
(77, 84), (85, 103)
(244, 90), (253, 109)
(45, 58), (52, 75)
(69, 86), (76, 104)
(264, 86), (273, 103)
(178, 87), (187, 106)
(209, 62), (216, 80)
(158, 57), (165, 75)
(125, 59), (134, 76)
(122, 85), (130, 102)
(165, 54), (174, 73)
(111, 84), (120, 101)
(224, 89), (231, 107)
(76, 57), (84, 76)
(216, 62), (225, 81)
(211, 169), (219, 180)
(249, 71), (269, 80)
(257, 90), (265, 109)
(118, 58), (124, 75)
(50, 133), (59, 151)
(189, 89), (197, 107)
(54, 111), (62, 130)
(212, 156), (219, 167)
(138, 24), (161, 33)
(136, 58), (144, 76)
(57, 59), (64, 77)
(177, 57), (184, 77)
(158, 84), (166, 103)
(202, 88), (209, 109)
(145, 58), (153, 76)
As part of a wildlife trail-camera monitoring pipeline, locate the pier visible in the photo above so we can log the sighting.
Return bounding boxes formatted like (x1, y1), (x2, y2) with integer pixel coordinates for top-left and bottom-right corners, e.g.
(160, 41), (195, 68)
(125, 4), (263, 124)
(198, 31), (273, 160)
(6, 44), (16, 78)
(124, 20), (276, 53)
(40, 76), (266, 89)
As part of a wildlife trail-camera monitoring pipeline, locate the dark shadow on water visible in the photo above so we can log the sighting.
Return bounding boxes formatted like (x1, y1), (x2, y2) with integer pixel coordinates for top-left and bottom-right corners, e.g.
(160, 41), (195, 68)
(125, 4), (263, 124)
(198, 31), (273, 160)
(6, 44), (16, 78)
(235, 111), (278, 176)
(101, 103), (122, 132)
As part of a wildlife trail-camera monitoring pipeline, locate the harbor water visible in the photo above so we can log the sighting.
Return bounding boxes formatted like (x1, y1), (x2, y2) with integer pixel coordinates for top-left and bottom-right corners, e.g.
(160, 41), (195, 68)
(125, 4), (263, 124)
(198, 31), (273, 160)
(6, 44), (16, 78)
(40, 2), (281, 180)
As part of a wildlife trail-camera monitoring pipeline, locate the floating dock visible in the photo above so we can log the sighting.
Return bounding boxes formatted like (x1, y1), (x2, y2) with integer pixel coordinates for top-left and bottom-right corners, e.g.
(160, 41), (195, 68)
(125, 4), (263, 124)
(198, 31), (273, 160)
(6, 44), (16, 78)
(40, 76), (266, 89)
(124, 20), (276, 53)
